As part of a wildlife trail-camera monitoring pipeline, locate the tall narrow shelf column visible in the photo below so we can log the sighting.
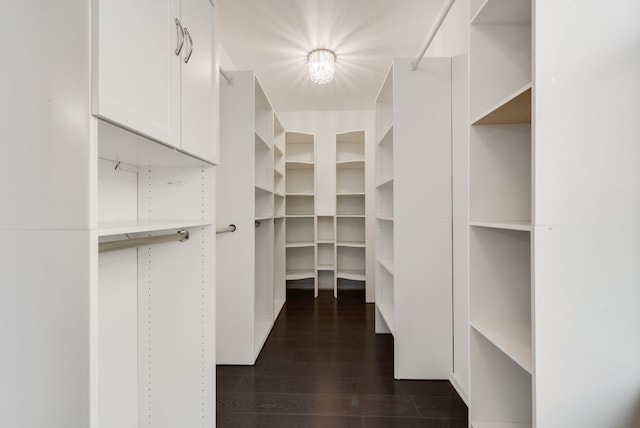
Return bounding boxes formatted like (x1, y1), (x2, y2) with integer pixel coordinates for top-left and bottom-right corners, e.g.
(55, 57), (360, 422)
(273, 115), (286, 317)
(468, 0), (640, 426)
(335, 130), (366, 297)
(217, 72), (277, 364)
(469, 1), (533, 425)
(374, 58), (452, 379)
(285, 132), (317, 296)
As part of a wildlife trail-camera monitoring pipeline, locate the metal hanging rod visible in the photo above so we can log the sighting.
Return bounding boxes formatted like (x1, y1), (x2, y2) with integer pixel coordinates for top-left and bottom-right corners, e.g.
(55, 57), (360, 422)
(216, 224), (237, 234)
(219, 68), (233, 85)
(99, 230), (189, 253)
(411, 0), (456, 71)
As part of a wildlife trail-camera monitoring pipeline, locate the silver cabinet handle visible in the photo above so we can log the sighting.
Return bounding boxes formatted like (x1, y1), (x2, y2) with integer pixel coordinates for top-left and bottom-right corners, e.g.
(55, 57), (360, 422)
(175, 18), (184, 55)
(183, 28), (193, 63)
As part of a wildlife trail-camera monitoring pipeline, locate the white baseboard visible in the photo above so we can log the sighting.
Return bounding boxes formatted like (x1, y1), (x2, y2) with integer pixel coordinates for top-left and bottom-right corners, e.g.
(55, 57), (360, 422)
(449, 372), (469, 406)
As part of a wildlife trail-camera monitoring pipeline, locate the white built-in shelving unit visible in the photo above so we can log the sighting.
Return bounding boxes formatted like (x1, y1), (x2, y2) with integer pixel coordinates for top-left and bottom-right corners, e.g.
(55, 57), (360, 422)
(468, 1), (640, 426)
(217, 72), (284, 364)
(469, 1), (533, 425)
(374, 58), (452, 380)
(335, 130), (367, 297)
(3, 1), (218, 426)
(285, 132), (317, 296)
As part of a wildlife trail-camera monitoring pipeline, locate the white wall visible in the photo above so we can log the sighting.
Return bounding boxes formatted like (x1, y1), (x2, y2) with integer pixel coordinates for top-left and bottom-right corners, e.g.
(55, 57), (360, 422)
(425, 0), (471, 403)
(278, 110), (375, 301)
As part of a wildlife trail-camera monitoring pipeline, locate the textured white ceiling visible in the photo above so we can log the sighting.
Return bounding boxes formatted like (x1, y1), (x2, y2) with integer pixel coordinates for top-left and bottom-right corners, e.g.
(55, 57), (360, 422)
(217, 0), (446, 112)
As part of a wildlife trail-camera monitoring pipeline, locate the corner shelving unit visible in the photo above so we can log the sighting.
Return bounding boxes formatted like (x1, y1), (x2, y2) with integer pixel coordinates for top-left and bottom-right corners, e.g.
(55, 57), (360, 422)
(374, 57), (452, 380)
(335, 130), (366, 297)
(217, 71), (278, 364)
(469, 0), (533, 426)
(285, 132), (317, 296)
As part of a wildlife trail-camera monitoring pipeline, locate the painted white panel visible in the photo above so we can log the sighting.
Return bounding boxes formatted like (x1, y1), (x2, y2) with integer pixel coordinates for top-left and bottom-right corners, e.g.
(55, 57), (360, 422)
(534, 225), (640, 428)
(98, 158), (138, 223)
(139, 166), (215, 222)
(99, 248), (138, 428)
(364, 129), (376, 302)
(394, 58), (452, 220)
(0, 230), (92, 428)
(1, 1), (92, 229)
(534, 0), (640, 226)
(451, 52), (470, 401)
(180, 0), (218, 162)
(394, 217), (452, 379)
(138, 226), (215, 427)
(93, 0), (180, 146)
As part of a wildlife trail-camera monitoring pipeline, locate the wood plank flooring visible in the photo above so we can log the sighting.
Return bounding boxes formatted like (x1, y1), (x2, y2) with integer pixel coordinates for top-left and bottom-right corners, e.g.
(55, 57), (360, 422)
(217, 289), (468, 427)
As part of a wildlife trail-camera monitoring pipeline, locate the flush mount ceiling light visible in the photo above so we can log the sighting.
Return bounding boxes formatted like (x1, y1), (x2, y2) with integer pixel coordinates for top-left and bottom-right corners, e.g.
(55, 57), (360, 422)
(307, 48), (336, 85)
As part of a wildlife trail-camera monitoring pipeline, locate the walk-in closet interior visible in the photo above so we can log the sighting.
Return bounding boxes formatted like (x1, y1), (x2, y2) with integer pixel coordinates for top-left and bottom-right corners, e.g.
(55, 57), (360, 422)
(3, 0), (640, 427)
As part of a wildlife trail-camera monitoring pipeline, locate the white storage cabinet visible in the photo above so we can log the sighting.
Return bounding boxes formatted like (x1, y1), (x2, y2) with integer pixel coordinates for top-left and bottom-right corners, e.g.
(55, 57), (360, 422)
(93, 0), (219, 163)
(1, 1), (218, 427)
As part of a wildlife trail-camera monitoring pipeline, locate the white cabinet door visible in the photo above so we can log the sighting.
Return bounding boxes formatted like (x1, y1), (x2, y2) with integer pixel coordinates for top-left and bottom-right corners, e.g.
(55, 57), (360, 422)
(180, 0), (218, 163)
(93, 0), (181, 147)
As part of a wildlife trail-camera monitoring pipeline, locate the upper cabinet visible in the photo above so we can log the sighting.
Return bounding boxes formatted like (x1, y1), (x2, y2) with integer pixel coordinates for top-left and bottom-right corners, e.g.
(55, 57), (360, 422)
(92, 0), (218, 164)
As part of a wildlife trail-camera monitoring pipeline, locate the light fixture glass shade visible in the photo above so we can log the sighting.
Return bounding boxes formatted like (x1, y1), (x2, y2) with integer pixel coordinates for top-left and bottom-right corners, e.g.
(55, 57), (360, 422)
(307, 49), (336, 85)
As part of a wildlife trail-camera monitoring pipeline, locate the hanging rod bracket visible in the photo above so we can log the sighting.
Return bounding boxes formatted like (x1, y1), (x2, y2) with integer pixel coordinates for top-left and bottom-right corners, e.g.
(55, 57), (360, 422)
(216, 224), (237, 234)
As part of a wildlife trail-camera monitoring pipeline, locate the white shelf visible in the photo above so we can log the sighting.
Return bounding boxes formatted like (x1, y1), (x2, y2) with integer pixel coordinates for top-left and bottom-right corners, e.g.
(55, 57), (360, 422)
(255, 216), (272, 221)
(286, 269), (315, 280)
(285, 161), (314, 169)
(286, 242), (314, 248)
(98, 219), (213, 236)
(255, 183), (272, 194)
(337, 192), (365, 196)
(317, 265), (334, 271)
(376, 301), (395, 335)
(377, 123), (393, 146)
(286, 214), (314, 218)
(471, 83), (532, 125)
(317, 239), (334, 244)
(255, 131), (270, 151)
(470, 220), (531, 232)
(377, 216), (394, 222)
(336, 160), (365, 169)
(471, 321), (532, 374)
(336, 214), (365, 218)
(376, 177), (394, 189)
(286, 192), (314, 196)
(336, 269), (365, 281)
(471, 0), (531, 25)
(336, 241), (366, 248)
(378, 258), (395, 275)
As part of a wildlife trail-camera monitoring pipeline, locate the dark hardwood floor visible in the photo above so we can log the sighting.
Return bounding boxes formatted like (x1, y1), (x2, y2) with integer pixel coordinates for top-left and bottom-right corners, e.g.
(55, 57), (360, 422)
(217, 289), (468, 427)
